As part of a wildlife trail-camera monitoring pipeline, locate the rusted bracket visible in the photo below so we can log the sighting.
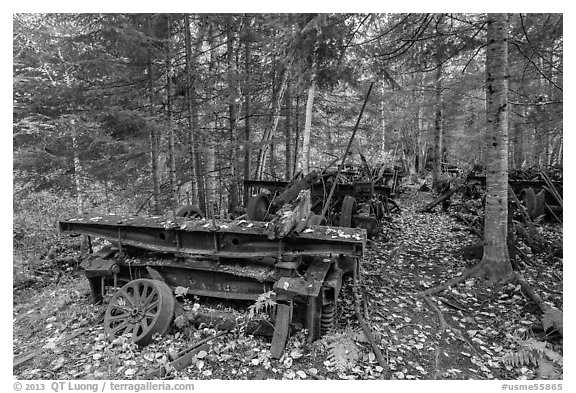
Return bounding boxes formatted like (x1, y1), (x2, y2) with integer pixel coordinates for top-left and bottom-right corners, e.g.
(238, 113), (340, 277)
(270, 303), (292, 359)
(273, 257), (333, 298)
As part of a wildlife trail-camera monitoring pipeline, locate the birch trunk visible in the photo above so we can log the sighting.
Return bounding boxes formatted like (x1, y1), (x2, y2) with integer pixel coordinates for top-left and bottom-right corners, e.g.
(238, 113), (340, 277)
(301, 78), (316, 175)
(70, 118), (83, 215)
(480, 12), (512, 281)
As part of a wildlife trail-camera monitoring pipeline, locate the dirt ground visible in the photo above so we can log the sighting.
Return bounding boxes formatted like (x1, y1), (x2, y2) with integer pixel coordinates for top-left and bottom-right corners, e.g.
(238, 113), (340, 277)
(12, 189), (563, 380)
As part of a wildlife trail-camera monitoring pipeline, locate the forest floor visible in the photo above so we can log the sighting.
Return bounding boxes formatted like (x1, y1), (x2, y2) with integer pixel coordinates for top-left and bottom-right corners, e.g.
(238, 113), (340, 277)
(12, 188), (563, 380)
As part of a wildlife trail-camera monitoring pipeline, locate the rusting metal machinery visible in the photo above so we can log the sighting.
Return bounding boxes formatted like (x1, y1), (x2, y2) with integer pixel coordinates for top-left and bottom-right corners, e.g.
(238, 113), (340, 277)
(244, 164), (401, 238)
(465, 171), (563, 220)
(59, 213), (366, 356)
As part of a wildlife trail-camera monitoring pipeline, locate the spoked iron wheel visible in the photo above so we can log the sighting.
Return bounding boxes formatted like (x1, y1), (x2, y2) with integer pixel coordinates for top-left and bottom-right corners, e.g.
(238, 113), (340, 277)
(339, 196), (357, 228)
(104, 279), (175, 346)
(246, 193), (272, 221)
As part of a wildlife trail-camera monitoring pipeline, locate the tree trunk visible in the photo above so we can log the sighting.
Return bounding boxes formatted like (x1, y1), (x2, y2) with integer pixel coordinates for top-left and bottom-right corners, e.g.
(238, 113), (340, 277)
(513, 109), (525, 169)
(301, 76), (316, 175)
(227, 16), (240, 211)
(147, 19), (161, 214)
(555, 137), (563, 166)
(184, 15), (200, 207)
(417, 106), (424, 175)
(293, 91), (301, 177)
(166, 17), (177, 210)
(284, 82), (294, 180)
(480, 12), (513, 281)
(70, 117), (84, 215)
(432, 64), (443, 187)
(242, 16), (252, 204)
(380, 88), (386, 163)
(205, 21), (218, 216)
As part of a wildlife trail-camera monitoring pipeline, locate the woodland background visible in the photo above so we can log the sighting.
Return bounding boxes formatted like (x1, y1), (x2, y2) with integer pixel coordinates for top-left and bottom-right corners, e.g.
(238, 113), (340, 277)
(13, 13), (562, 280)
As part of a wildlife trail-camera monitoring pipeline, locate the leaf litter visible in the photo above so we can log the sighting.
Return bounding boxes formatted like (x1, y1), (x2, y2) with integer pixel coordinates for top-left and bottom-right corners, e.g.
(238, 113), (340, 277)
(13, 189), (562, 380)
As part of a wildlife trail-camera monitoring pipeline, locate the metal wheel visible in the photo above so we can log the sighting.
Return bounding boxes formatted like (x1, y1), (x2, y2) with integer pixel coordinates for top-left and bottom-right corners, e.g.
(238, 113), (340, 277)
(320, 301), (337, 335)
(246, 193), (271, 221)
(104, 278), (175, 346)
(339, 196), (357, 228)
(175, 205), (203, 219)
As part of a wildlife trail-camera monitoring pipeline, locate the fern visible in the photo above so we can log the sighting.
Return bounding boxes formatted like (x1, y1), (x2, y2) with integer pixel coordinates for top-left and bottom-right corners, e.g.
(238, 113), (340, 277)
(501, 338), (563, 379)
(248, 291), (277, 319)
(325, 332), (360, 372)
(345, 325), (369, 343)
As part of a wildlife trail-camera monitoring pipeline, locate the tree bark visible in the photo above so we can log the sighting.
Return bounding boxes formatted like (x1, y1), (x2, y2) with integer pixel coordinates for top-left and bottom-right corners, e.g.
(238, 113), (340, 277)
(432, 63), (443, 187)
(147, 18), (161, 214)
(417, 106), (424, 175)
(227, 16), (240, 211)
(284, 82), (294, 180)
(70, 117), (84, 215)
(166, 16), (177, 210)
(513, 110), (525, 169)
(480, 12), (512, 281)
(205, 21), (218, 217)
(293, 90), (301, 177)
(301, 76), (316, 175)
(184, 15), (201, 208)
(242, 16), (252, 204)
(380, 86), (386, 163)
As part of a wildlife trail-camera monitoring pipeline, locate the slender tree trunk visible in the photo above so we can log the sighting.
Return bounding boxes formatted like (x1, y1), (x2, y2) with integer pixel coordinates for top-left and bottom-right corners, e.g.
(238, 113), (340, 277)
(284, 82), (293, 180)
(432, 64), (443, 187)
(380, 88), (386, 163)
(227, 16), (240, 210)
(556, 137), (563, 166)
(417, 107), (424, 175)
(147, 20), (161, 214)
(205, 21), (218, 216)
(242, 20), (252, 203)
(481, 12), (512, 281)
(268, 67), (278, 180)
(301, 76), (316, 174)
(184, 15), (199, 206)
(70, 118), (84, 215)
(166, 17), (177, 209)
(293, 91), (301, 177)
(513, 118), (524, 169)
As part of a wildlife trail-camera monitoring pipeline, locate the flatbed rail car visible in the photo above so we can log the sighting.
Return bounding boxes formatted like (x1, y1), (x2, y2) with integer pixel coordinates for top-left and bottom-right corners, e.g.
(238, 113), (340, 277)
(59, 214), (366, 353)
